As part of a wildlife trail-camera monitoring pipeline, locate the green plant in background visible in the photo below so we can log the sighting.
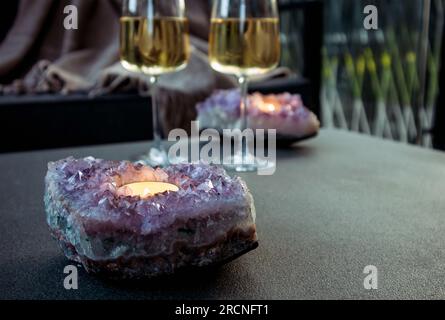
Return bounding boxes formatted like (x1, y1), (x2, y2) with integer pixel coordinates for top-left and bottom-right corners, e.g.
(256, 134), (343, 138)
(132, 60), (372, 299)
(345, 51), (370, 134)
(386, 28), (418, 143)
(322, 48), (348, 129)
(365, 49), (393, 138)
(320, 0), (444, 148)
(279, 0), (443, 146)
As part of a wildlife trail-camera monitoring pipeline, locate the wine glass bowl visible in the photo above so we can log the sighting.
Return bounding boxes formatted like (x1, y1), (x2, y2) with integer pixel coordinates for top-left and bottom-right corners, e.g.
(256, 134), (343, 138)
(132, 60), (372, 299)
(209, 0), (281, 172)
(209, 18), (281, 77)
(120, 1), (143, 73)
(138, 17), (189, 75)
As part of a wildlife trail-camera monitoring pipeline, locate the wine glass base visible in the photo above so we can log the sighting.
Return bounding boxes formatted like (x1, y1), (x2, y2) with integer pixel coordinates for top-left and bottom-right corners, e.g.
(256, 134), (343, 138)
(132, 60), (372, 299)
(138, 147), (170, 168)
(223, 153), (276, 174)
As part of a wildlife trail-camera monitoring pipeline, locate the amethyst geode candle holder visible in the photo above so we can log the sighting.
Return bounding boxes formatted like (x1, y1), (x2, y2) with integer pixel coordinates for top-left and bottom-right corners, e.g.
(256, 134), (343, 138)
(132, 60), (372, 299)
(45, 157), (257, 280)
(196, 89), (320, 143)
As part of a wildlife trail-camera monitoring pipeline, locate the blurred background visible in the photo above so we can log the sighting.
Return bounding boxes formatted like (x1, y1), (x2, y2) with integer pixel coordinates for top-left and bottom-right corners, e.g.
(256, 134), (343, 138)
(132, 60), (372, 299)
(0, 0), (443, 152)
(282, 0), (444, 149)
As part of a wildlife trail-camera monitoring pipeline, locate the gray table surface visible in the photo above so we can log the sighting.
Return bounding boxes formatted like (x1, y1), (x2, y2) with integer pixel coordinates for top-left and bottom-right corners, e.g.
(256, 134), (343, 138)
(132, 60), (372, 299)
(1, 129), (445, 300)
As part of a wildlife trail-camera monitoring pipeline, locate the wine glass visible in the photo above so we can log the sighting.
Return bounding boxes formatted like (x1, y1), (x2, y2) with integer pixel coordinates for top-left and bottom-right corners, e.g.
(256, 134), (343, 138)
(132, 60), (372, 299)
(120, 0), (190, 167)
(209, 0), (281, 172)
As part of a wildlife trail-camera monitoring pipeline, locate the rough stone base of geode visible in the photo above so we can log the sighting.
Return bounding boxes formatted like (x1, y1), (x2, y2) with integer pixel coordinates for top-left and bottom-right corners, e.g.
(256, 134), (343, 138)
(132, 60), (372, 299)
(81, 228), (258, 280)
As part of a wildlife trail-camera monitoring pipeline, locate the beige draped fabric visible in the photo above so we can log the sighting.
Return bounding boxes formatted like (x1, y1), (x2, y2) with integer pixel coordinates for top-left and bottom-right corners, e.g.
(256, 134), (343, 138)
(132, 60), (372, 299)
(0, 0), (236, 132)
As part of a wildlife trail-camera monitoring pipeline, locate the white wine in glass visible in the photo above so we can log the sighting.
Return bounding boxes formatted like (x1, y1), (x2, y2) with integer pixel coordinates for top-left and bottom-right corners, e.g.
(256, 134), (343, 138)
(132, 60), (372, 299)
(210, 17), (280, 76)
(209, 0), (281, 172)
(120, 16), (144, 73)
(120, 0), (190, 167)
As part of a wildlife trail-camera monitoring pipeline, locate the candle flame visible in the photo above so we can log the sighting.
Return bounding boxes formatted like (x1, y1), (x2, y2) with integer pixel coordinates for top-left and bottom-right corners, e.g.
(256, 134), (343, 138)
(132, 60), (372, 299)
(258, 102), (279, 113)
(251, 93), (282, 113)
(118, 182), (179, 199)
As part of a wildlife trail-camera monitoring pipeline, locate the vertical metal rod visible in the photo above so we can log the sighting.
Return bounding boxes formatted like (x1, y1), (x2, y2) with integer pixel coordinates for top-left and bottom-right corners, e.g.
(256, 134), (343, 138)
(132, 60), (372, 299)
(418, 0), (432, 142)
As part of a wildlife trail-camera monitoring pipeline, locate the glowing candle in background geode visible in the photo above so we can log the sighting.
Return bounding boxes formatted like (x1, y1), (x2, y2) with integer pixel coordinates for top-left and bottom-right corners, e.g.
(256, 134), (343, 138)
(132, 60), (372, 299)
(118, 182), (179, 199)
(196, 89), (320, 139)
(249, 92), (320, 138)
(254, 95), (281, 113)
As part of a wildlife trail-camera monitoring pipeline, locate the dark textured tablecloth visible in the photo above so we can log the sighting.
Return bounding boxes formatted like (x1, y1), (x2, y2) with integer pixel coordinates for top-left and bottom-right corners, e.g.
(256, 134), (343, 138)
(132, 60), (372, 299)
(1, 129), (445, 300)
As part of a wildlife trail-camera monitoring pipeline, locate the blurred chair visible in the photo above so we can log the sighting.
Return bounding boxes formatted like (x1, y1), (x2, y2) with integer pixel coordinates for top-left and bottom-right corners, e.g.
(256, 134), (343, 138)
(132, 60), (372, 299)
(0, 2), (18, 43)
(0, 94), (151, 152)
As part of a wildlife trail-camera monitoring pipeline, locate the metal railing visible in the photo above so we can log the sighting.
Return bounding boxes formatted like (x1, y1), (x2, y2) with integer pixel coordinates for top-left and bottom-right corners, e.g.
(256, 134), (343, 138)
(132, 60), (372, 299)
(280, 0), (444, 147)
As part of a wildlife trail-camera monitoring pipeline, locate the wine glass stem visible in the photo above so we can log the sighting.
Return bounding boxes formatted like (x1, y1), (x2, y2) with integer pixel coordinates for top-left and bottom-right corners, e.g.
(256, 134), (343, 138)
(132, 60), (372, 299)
(238, 76), (249, 132)
(238, 75), (249, 162)
(149, 75), (162, 150)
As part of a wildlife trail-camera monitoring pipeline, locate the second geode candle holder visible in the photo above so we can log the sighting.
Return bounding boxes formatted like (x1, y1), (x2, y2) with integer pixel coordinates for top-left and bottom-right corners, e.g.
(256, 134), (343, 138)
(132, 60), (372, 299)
(196, 89), (320, 146)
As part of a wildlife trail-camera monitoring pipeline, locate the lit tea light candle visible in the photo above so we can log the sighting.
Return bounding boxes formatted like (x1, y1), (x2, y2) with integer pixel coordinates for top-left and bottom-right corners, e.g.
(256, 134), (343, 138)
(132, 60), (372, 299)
(258, 102), (279, 113)
(248, 92), (320, 138)
(252, 95), (281, 114)
(119, 182), (179, 199)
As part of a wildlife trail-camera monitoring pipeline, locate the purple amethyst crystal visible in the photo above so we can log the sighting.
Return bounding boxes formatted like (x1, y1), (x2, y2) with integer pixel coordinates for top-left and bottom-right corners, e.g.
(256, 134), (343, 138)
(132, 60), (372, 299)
(196, 89), (320, 138)
(196, 89), (242, 130)
(45, 157), (257, 280)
